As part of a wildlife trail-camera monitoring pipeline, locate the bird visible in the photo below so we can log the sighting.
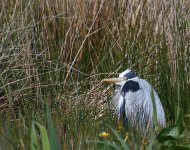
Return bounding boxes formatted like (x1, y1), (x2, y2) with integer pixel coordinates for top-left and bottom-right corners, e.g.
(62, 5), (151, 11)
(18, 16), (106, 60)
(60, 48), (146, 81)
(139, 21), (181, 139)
(102, 69), (166, 135)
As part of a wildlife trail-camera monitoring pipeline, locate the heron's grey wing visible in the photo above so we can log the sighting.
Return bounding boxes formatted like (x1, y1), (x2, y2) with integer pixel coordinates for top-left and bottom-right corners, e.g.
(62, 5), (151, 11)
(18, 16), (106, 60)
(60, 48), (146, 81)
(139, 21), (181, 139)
(121, 78), (166, 132)
(135, 79), (166, 128)
(113, 78), (166, 132)
(120, 79), (149, 131)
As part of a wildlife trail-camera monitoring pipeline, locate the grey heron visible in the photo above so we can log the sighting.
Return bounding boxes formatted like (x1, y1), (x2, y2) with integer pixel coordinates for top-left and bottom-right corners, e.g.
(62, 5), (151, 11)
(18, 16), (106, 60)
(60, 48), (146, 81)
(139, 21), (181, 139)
(102, 69), (166, 134)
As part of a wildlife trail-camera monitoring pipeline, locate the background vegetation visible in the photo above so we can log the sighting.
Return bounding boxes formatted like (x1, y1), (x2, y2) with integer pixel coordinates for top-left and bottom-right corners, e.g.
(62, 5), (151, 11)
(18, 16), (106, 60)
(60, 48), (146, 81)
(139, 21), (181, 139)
(0, 0), (190, 149)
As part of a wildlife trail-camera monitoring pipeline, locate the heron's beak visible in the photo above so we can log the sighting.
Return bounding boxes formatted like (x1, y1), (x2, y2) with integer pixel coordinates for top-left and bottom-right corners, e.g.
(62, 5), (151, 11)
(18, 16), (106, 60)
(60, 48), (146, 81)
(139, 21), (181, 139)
(102, 77), (127, 83)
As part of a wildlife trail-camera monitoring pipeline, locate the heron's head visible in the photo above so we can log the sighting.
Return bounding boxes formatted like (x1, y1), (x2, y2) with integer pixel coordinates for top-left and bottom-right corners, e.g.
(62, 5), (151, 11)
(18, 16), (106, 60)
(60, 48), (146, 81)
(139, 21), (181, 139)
(102, 69), (136, 86)
(102, 69), (137, 107)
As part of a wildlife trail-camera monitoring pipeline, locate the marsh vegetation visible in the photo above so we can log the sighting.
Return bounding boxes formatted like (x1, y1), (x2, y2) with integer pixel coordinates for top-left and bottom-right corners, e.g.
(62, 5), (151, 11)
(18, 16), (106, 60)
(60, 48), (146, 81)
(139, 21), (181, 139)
(0, 0), (190, 149)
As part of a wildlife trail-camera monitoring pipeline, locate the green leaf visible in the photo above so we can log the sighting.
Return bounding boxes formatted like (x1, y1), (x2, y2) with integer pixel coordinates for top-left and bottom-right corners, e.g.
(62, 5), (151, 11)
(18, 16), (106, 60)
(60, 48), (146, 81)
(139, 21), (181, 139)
(46, 102), (61, 150)
(158, 125), (183, 138)
(34, 122), (51, 150)
(170, 145), (190, 150)
(185, 114), (190, 118)
(30, 122), (39, 150)
(150, 88), (158, 132)
(1, 132), (19, 150)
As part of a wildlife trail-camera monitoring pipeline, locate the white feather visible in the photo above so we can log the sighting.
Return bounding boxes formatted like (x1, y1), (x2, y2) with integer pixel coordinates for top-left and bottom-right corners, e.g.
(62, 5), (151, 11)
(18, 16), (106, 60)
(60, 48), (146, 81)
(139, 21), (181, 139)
(112, 77), (166, 133)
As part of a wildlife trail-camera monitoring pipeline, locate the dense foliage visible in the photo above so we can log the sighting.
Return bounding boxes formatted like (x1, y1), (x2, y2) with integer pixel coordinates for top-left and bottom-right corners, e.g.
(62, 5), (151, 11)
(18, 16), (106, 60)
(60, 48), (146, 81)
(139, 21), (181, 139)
(0, 0), (190, 149)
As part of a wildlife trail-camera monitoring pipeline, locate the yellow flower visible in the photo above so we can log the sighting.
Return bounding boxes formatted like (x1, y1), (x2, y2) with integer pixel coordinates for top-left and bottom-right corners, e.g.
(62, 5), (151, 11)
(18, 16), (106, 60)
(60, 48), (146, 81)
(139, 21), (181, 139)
(99, 132), (109, 138)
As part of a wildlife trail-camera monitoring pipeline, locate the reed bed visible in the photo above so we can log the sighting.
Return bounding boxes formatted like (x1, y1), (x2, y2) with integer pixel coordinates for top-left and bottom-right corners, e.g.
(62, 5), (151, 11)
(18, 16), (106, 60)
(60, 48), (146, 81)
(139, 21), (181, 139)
(0, 0), (190, 149)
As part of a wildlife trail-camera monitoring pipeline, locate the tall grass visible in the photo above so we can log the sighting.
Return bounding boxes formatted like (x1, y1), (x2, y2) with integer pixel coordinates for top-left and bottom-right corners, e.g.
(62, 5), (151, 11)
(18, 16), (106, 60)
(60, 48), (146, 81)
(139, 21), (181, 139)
(0, 0), (190, 149)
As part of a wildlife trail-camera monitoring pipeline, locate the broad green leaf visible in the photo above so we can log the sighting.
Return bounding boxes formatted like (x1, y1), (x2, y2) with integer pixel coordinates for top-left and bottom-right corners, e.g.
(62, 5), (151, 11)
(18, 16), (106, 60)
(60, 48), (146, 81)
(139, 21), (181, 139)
(158, 125), (183, 138)
(34, 122), (51, 150)
(170, 145), (190, 150)
(30, 122), (39, 150)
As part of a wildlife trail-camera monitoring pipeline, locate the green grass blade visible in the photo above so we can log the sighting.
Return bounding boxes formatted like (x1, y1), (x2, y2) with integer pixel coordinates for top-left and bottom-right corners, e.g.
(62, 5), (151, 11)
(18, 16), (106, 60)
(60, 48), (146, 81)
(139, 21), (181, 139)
(34, 122), (51, 150)
(1, 133), (19, 150)
(150, 88), (158, 132)
(46, 102), (61, 150)
(176, 80), (181, 124)
(0, 74), (14, 117)
(30, 122), (39, 150)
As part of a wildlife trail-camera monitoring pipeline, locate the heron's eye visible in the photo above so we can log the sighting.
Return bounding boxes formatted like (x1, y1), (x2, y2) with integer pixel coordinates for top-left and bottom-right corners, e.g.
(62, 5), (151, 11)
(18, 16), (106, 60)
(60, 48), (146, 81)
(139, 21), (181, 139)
(114, 84), (121, 92)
